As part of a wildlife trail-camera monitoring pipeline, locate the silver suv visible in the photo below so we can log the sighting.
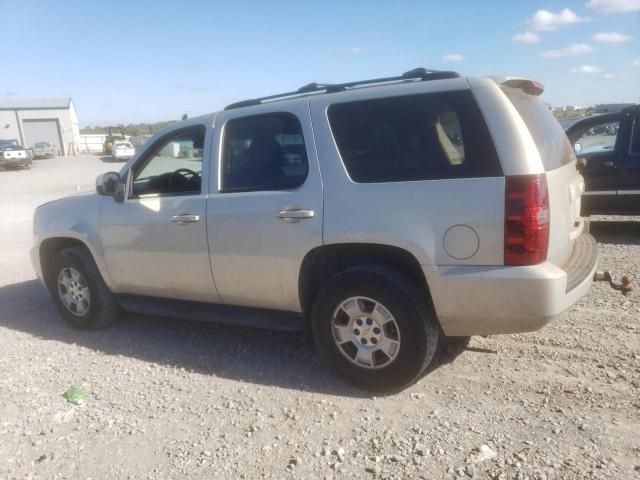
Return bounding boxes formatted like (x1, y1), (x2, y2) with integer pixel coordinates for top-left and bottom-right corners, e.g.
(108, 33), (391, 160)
(31, 69), (598, 392)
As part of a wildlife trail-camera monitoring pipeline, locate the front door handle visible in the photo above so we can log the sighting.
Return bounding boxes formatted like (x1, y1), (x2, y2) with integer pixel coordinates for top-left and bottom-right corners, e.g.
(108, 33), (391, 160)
(603, 161), (615, 168)
(171, 214), (200, 223)
(276, 209), (315, 220)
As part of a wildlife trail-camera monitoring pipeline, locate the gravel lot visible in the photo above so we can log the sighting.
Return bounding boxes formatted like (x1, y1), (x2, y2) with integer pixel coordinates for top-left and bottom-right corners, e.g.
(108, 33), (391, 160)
(0, 155), (639, 479)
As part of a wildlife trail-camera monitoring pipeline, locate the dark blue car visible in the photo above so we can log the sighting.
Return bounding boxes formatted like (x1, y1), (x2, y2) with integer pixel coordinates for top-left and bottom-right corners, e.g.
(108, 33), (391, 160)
(566, 105), (640, 215)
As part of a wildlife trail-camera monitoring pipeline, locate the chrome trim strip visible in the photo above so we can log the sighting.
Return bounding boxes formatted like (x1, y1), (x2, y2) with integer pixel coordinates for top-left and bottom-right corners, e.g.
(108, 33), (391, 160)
(583, 190), (616, 196)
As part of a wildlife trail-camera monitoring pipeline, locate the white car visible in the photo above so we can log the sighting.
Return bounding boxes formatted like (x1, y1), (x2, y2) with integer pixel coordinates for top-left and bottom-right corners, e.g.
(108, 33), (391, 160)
(111, 141), (135, 161)
(32, 68), (598, 392)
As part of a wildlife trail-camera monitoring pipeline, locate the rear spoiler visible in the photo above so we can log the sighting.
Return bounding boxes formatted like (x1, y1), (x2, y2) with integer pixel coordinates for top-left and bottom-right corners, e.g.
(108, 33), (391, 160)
(489, 76), (544, 96)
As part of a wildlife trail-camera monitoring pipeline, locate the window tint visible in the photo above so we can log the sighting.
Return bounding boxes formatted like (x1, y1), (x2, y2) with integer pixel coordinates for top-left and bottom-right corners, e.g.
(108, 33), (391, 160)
(631, 117), (640, 155)
(502, 87), (575, 170)
(221, 113), (308, 192)
(574, 121), (620, 155)
(327, 91), (501, 183)
(132, 126), (205, 196)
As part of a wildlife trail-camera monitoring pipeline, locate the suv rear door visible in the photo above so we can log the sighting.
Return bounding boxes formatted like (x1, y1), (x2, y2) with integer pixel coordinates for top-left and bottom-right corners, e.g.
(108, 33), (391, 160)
(206, 99), (323, 312)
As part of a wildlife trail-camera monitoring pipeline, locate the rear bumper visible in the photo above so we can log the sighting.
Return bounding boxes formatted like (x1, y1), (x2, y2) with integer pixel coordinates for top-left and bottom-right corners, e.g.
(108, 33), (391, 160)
(424, 233), (598, 336)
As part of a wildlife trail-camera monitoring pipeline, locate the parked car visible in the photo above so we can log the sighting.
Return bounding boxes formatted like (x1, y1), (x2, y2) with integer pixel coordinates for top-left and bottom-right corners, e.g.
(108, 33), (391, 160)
(32, 141), (56, 159)
(31, 69), (597, 392)
(566, 104), (640, 215)
(0, 139), (32, 169)
(112, 141), (135, 161)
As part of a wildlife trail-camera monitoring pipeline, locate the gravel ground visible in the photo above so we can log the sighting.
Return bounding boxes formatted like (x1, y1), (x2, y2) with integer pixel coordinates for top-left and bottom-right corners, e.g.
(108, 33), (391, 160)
(0, 156), (639, 479)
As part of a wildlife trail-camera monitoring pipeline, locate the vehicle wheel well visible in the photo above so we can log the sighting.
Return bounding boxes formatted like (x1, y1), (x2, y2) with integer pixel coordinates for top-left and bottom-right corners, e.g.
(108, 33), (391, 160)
(299, 244), (429, 316)
(39, 238), (88, 282)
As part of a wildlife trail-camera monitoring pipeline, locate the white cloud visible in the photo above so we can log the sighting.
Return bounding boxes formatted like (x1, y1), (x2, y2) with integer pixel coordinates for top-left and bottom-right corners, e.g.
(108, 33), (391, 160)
(593, 32), (632, 43)
(528, 8), (588, 31)
(349, 47), (362, 54)
(603, 73), (615, 79)
(571, 65), (603, 73)
(586, 0), (640, 12)
(513, 32), (541, 44)
(633, 59), (640, 66)
(442, 54), (464, 62)
(541, 43), (593, 58)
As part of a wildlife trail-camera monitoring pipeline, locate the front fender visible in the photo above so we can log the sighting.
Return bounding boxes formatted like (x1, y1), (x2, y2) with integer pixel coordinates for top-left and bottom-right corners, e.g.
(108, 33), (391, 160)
(33, 193), (114, 289)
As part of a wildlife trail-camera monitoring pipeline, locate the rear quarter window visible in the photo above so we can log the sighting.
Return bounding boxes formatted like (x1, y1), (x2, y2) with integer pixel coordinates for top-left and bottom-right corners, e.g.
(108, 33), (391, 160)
(502, 87), (575, 171)
(327, 90), (502, 183)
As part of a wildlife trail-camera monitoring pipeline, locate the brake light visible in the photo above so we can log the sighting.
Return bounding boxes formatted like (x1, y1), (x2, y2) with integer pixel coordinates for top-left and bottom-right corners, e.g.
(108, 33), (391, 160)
(505, 174), (549, 266)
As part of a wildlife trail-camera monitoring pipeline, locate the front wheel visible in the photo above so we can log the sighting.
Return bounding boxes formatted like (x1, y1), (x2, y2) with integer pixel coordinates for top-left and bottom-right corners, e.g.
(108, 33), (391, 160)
(46, 247), (120, 330)
(311, 265), (439, 393)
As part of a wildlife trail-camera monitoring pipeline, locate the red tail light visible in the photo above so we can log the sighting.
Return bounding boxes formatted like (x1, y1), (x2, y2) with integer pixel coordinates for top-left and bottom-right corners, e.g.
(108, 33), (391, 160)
(505, 174), (549, 266)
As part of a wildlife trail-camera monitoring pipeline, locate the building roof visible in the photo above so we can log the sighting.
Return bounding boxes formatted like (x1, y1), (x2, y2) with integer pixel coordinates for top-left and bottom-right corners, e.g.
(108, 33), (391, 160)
(0, 97), (72, 110)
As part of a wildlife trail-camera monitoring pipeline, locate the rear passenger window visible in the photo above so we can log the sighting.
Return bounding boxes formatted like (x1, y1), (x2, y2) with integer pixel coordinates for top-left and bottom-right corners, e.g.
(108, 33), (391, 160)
(327, 91), (501, 183)
(221, 113), (308, 192)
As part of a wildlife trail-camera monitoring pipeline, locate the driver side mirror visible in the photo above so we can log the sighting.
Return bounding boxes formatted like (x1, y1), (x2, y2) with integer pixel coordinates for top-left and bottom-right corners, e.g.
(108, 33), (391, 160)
(96, 171), (122, 196)
(574, 142), (582, 154)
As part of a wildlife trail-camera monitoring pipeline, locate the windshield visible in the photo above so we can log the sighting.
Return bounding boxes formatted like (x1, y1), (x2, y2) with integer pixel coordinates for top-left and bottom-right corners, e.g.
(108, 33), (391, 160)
(502, 87), (575, 171)
(0, 143), (23, 151)
(34, 142), (51, 147)
(116, 142), (133, 149)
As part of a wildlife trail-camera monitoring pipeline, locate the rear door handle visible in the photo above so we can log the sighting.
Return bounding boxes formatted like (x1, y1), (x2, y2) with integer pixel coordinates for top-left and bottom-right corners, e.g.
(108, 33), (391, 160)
(171, 214), (200, 223)
(603, 161), (615, 168)
(276, 209), (315, 220)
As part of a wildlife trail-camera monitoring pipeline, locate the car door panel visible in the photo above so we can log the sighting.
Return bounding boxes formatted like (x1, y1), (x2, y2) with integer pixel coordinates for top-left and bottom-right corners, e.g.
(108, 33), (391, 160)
(617, 114), (640, 213)
(571, 118), (621, 213)
(101, 195), (217, 302)
(100, 122), (220, 303)
(206, 101), (323, 312)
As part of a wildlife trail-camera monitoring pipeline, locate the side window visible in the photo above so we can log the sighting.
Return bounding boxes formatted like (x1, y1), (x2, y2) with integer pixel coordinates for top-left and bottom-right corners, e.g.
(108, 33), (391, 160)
(221, 113), (308, 192)
(574, 121), (620, 155)
(327, 91), (501, 183)
(132, 126), (205, 197)
(631, 117), (640, 155)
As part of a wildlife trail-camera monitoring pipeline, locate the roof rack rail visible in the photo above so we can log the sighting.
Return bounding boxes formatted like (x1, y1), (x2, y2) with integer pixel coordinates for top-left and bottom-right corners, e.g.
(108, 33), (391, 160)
(224, 67), (460, 110)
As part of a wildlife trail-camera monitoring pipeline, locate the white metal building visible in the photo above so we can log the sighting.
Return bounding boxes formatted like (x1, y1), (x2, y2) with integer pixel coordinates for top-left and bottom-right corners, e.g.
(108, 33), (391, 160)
(0, 98), (81, 156)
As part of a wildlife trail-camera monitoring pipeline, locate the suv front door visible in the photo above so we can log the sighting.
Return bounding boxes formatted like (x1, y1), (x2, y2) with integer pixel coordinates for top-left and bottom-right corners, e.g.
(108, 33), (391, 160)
(206, 101), (323, 312)
(101, 124), (220, 303)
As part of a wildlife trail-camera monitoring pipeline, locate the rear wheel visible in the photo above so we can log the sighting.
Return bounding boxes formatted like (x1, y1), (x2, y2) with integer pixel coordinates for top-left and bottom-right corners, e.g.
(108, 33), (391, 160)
(46, 247), (120, 330)
(311, 265), (439, 393)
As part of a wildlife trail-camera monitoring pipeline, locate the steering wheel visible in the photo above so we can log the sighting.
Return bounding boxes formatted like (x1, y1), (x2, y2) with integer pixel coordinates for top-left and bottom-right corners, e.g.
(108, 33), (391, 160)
(169, 168), (199, 192)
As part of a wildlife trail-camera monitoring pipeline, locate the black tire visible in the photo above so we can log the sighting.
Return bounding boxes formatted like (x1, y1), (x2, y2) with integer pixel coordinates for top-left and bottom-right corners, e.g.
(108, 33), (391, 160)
(311, 265), (439, 393)
(46, 246), (120, 330)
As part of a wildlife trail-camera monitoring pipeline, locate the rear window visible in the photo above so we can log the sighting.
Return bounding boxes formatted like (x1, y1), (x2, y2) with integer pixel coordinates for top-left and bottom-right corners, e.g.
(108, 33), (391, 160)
(502, 87), (575, 171)
(327, 90), (502, 183)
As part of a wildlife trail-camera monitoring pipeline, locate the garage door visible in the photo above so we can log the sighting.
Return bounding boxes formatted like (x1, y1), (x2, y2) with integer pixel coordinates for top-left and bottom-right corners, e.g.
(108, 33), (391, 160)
(22, 119), (63, 155)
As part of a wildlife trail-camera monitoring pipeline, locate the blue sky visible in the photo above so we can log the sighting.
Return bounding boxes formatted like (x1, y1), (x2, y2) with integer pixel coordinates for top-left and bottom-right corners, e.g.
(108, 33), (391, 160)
(2, 0), (638, 126)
